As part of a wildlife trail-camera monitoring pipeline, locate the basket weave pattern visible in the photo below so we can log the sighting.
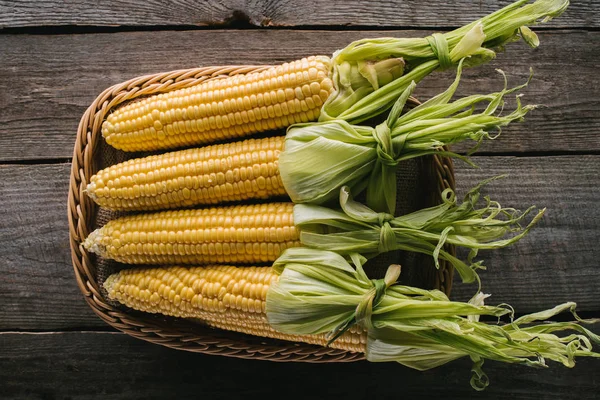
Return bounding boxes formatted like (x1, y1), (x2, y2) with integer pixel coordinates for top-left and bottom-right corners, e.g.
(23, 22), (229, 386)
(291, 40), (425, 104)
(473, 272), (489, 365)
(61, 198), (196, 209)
(68, 65), (455, 362)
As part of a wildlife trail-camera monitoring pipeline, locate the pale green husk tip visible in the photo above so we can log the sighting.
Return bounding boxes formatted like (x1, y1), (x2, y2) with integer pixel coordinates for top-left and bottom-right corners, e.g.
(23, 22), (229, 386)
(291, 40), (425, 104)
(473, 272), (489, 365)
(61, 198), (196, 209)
(320, 0), (569, 123)
(266, 247), (598, 390)
(293, 177), (544, 285)
(280, 61), (536, 215)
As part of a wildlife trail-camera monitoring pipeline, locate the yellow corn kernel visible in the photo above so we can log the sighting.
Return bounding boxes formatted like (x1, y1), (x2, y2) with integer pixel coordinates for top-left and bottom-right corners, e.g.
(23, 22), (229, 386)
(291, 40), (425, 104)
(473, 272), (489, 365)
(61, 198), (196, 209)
(200, 311), (365, 353)
(104, 265), (366, 353)
(102, 56), (334, 152)
(83, 203), (300, 264)
(86, 136), (287, 211)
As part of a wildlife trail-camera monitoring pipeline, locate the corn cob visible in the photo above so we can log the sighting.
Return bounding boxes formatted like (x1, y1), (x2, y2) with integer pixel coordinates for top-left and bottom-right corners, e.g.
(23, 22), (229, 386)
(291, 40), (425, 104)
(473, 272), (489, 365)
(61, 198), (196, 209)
(103, 57), (334, 152)
(100, 1), (567, 153)
(104, 265), (366, 352)
(86, 136), (286, 211)
(83, 203), (300, 265)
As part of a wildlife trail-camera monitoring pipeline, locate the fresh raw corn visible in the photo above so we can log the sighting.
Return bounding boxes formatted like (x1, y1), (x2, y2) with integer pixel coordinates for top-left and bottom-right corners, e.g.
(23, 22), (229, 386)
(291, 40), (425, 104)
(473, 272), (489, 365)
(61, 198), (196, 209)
(100, 0), (567, 152)
(104, 265), (277, 316)
(83, 203), (300, 265)
(104, 265), (366, 353)
(103, 57), (334, 152)
(86, 136), (286, 211)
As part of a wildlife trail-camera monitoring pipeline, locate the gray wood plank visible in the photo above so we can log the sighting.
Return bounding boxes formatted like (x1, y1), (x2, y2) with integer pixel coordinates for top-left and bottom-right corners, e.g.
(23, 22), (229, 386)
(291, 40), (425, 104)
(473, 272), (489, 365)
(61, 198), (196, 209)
(0, 332), (600, 399)
(0, 29), (598, 161)
(451, 155), (600, 309)
(1, 158), (599, 331)
(0, 331), (598, 399)
(0, 164), (104, 330)
(0, 0), (596, 28)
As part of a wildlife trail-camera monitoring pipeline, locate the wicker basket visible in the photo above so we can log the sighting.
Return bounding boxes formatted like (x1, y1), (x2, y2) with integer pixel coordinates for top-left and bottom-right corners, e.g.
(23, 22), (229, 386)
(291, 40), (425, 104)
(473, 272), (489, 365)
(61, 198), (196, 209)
(68, 65), (456, 362)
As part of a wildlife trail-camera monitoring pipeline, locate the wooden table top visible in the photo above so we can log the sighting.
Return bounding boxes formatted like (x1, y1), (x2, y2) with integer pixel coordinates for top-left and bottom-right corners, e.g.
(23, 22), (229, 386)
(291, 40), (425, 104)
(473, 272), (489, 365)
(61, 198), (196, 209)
(1, 1), (599, 398)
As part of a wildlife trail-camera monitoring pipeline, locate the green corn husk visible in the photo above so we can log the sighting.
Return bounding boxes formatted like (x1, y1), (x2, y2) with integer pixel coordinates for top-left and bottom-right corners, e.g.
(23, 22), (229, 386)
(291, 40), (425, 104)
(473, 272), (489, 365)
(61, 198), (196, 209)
(266, 248), (599, 390)
(280, 61), (535, 214)
(294, 180), (545, 284)
(326, 0), (569, 123)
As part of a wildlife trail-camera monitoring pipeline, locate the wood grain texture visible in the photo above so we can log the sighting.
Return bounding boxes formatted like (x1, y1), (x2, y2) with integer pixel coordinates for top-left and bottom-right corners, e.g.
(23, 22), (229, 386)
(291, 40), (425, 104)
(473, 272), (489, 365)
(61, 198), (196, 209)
(0, 164), (103, 330)
(0, 29), (598, 161)
(2, 157), (599, 331)
(0, 0), (597, 28)
(1, 331), (598, 399)
(451, 155), (600, 308)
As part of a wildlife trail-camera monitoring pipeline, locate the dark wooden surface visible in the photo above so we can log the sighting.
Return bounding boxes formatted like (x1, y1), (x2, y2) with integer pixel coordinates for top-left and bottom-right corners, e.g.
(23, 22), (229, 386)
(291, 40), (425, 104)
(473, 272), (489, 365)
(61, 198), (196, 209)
(1, 0), (598, 28)
(1, 29), (599, 161)
(2, 332), (599, 400)
(1, 1), (599, 398)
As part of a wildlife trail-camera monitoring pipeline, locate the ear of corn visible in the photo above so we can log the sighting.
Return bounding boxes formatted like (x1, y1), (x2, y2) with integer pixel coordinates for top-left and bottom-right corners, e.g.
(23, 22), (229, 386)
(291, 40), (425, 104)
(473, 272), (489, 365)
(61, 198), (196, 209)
(102, 57), (334, 152)
(100, 0), (566, 153)
(86, 136), (286, 211)
(83, 203), (300, 264)
(104, 265), (366, 353)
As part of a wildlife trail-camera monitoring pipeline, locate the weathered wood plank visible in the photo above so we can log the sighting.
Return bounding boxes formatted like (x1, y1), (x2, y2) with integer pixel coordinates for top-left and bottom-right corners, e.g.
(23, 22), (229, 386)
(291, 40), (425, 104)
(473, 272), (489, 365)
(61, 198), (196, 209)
(0, 0), (596, 28)
(0, 164), (103, 330)
(1, 158), (599, 331)
(0, 29), (598, 161)
(1, 331), (598, 399)
(451, 155), (600, 308)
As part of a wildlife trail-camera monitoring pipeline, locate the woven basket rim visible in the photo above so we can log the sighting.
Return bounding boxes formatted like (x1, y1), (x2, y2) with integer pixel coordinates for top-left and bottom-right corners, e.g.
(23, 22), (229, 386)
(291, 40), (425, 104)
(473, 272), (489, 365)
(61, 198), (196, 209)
(67, 64), (455, 362)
